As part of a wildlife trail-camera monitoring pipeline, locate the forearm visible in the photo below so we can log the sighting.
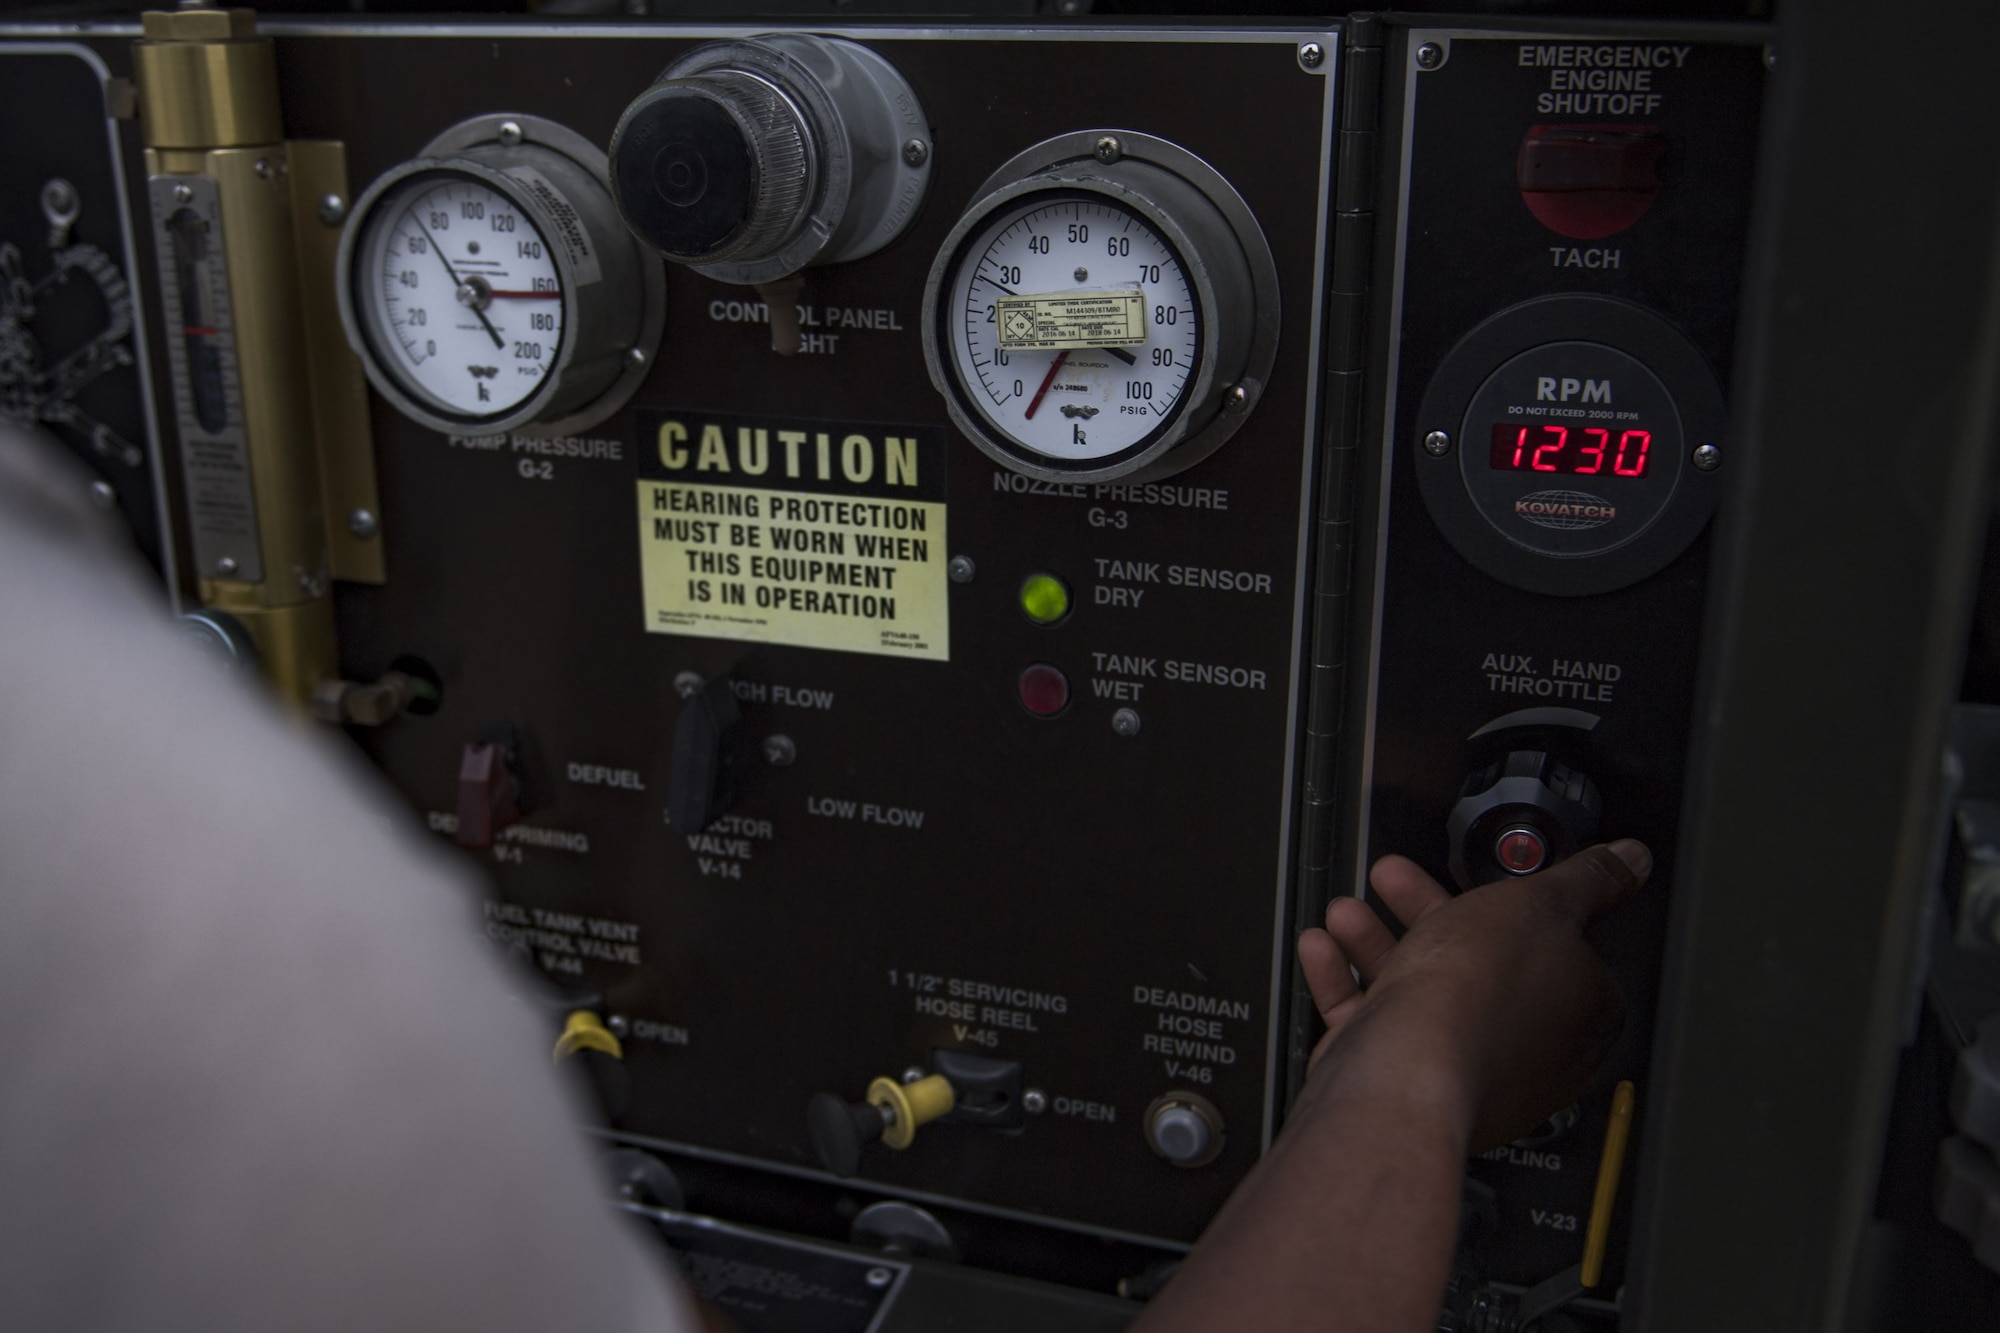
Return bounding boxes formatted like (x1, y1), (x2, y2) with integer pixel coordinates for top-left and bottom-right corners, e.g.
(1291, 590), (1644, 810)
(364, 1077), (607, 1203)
(1132, 1023), (1473, 1333)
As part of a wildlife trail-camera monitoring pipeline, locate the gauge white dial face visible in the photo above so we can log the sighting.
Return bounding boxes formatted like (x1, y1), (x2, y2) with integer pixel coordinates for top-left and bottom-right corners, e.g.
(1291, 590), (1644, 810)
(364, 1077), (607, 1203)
(948, 196), (1200, 462)
(359, 173), (564, 419)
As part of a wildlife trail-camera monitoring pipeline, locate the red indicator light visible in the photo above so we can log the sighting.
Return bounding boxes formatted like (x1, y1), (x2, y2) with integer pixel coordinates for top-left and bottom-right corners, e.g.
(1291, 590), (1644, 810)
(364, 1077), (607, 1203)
(1017, 663), (1070, 717)
(1517, 124), (1671, 241)
(1490, 423), (1651, 478)
(1494, 826), (1548, 876)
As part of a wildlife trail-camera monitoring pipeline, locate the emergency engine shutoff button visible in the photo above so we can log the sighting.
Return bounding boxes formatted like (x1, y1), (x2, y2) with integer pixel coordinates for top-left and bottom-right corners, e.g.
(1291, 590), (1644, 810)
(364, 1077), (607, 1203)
(1018, 664), (1070, 716)
(1494, 825), (1549, 876)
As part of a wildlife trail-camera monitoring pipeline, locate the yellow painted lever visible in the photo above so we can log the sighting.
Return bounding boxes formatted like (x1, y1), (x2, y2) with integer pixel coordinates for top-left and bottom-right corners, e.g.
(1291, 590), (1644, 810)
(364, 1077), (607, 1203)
(553, 1010), (624, 1063)
(1580, 1080), (1637, 1288)
(867, 1074), (955, 1150)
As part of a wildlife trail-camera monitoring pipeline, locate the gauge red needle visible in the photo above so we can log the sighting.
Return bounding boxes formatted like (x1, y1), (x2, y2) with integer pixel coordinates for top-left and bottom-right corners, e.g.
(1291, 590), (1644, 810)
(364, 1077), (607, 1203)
(1024, 349), (1070, 420)
(486, 290), (562, 299)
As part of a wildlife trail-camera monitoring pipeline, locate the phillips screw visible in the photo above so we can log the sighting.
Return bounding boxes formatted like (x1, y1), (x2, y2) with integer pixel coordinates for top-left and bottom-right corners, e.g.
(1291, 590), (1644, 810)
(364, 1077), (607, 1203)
(1299, 42), (1325, 71)
(1416, 43), (1446, 71)
(1693, 443), (1722, 471)
(1423, 430), (1452, 456)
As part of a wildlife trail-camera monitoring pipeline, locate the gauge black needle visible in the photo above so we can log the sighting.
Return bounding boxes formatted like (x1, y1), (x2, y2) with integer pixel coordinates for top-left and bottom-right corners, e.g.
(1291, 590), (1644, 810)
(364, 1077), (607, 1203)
(413, 215), (502, 350)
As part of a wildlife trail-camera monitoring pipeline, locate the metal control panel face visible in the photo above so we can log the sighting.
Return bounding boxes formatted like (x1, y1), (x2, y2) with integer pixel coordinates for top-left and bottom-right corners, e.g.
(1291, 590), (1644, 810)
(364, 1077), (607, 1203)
(254, 25), (1342, 1252)
(1356, 28), (1765, 1292)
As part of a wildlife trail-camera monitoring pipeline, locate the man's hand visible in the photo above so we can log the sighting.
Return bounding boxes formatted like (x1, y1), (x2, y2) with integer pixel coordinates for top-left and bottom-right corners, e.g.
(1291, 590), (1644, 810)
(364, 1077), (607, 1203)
(1297, 841), (1651, 1151)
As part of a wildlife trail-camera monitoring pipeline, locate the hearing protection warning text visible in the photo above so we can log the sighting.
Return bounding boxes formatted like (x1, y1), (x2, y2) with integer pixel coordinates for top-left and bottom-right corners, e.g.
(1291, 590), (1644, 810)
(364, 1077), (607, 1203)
(636, 408), (950, 661)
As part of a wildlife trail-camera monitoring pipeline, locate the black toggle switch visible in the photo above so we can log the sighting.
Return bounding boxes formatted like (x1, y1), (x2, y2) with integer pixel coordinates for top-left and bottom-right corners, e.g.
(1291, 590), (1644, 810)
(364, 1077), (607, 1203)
(808, 1092), (891, 1178)
(1447, 749), (1601, 888)
(668, 674), (741, 834)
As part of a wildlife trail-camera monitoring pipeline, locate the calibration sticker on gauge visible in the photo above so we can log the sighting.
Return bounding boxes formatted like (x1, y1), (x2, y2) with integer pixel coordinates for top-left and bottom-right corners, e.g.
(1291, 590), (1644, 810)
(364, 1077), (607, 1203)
(994, 288), (1148, 350)
(636, 409), (950, 660)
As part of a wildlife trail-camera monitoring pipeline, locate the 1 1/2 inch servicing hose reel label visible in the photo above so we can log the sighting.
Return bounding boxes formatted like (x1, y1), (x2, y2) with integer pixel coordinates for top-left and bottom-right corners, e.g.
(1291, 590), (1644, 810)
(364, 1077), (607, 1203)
(636, 408), (950, 660)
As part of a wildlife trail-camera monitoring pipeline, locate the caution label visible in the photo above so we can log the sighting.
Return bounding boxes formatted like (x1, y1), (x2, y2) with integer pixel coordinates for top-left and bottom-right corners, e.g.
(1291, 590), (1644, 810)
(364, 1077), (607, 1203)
(994, 288), (1147, 350)
(636, 409), (949, 661)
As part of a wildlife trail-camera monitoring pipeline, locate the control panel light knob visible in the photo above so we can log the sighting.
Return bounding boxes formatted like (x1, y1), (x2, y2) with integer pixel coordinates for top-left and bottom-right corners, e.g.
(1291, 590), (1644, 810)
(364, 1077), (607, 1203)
(1143, 1091), (1224, 1168)
(610, 35), (932, 284)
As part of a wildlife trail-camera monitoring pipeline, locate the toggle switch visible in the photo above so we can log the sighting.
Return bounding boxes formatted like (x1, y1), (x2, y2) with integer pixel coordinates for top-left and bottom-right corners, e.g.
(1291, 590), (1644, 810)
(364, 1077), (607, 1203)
(807, 1073), (955, 1177)
(456, 726), (524, 849)
(668, 674), (741, 834)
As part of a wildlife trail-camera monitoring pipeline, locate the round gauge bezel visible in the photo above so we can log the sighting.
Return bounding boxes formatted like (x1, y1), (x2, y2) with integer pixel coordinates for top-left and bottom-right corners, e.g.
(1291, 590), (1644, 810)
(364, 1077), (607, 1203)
(349, 164), (571, 427)
(922, 129), (1279, 485)
(937, 186), (1206, 472)
(1412, 294), (1727, 597)
(336, 113), (665, 439)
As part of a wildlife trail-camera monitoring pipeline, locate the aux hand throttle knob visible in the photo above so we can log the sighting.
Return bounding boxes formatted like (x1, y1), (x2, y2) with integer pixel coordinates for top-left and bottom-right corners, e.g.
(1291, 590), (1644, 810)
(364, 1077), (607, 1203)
(1446, 749), (1601, 888)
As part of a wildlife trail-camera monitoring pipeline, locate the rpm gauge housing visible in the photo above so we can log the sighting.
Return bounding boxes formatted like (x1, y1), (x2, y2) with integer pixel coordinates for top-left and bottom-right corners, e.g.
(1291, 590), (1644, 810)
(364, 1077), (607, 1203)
(922, 131), (1278, 483)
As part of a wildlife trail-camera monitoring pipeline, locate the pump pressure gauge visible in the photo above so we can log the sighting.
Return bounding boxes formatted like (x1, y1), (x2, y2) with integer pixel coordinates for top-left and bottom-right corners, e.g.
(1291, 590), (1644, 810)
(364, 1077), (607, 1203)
(922, 131), (1278, 483)
(338, 115), (664, 436)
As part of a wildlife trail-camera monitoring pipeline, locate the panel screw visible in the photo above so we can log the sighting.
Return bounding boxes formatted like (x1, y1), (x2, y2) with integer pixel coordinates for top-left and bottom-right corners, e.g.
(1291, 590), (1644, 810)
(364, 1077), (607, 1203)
(1023, 1089), (1049, 1115)
(673, 669), (704, 698)
(1222, 384), (1250, 414)
(1763, 45), (1778, 69)
(763, 734), (796, 767)
(1423, 429), (1451, 456)
(901, 1066), (926, 1085)
(1299, 42), (1325, 70)
(1111, 707), (1141, 737)
(627, 347), (647, 366)
(87, 479), (116, 509)
(902, 138), (929, 167)
(215, 556), (238, 576)
(347, 507), (378, 538)
(1094, 136), (1122, 164)
(317, 193), (347, 225)
(866, 1267), (894, 1289)
(172, 182), (194, 204)
(253, 158), (272, 179)
(497, 121), (524, 147)
(1692, 443), (1722, 471)
(948, 555), (975, 584)
(607, 1014), (630, 1039)
(1416, 42), (1446, 71)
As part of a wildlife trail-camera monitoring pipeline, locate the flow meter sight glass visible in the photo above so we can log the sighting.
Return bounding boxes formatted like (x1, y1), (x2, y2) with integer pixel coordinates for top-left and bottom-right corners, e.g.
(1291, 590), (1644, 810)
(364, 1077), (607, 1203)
(337, 114), (665, 436)
(922, 131), (1279, 483)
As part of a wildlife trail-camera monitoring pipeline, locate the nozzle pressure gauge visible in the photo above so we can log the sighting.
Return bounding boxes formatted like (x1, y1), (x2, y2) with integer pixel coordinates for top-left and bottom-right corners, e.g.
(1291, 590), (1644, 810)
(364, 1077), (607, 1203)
(337, 114), (665, 436)
(922, 131), (1278, 483)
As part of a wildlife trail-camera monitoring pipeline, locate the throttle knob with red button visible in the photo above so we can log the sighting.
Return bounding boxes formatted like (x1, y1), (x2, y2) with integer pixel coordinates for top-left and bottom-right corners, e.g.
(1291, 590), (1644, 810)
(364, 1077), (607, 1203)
(1446, 750), (1601, 889)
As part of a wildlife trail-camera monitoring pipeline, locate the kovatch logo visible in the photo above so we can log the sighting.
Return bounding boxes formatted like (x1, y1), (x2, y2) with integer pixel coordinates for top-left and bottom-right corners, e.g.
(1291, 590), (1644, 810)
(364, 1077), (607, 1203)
(1514, 489), (1618, 531)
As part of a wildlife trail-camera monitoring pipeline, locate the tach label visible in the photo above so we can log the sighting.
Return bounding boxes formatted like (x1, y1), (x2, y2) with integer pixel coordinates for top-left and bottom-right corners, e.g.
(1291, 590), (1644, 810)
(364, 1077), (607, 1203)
(636, 409), (949, 661)
(994, 288), (1147, 350)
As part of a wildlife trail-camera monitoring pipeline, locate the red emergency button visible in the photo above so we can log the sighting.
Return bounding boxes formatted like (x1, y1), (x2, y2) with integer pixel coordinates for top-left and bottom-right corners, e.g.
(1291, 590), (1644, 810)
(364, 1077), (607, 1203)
(1017, 663), (1070, 717)
(1494, 825), (1548, 876)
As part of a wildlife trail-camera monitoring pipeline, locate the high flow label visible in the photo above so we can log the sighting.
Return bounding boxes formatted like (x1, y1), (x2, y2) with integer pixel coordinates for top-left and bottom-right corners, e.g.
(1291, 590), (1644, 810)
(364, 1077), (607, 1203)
(993, 288), (1148, 351)
(636, 409), (950, 660)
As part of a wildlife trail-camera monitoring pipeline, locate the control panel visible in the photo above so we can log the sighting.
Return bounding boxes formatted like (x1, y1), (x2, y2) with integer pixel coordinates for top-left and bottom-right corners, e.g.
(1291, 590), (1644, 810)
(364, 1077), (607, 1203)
(0, 12), (1770, 1326)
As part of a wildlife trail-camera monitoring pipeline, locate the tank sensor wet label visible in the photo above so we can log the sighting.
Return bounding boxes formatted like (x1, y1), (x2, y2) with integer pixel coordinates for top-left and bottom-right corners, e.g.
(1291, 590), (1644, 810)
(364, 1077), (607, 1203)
(636, 408), (949, 660)
(993, 288), (1147, 350)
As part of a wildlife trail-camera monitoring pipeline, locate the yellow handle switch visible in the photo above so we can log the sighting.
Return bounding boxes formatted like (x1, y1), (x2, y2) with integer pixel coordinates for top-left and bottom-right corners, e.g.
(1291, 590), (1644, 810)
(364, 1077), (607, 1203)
(1580, 1079), (1637, 1289)
(553, 1010), (624, 1063)
(868, 1074), (955, 1150)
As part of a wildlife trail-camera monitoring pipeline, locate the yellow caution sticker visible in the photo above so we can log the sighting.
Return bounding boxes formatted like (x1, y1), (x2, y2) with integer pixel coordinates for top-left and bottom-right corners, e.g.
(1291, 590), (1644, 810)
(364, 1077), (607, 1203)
(636, 409), (949, 661)
(994, 288), (1148, 351)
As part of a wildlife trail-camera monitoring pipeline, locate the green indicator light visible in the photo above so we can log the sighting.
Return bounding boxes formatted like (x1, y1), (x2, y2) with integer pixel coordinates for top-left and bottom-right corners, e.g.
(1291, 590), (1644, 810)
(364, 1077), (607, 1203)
(1019, 573), (1071, 625)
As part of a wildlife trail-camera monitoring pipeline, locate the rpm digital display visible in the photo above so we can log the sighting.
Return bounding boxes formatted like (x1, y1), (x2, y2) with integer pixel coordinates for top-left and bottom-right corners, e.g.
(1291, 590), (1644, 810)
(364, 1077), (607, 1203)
(1488, 422), (1653, 477)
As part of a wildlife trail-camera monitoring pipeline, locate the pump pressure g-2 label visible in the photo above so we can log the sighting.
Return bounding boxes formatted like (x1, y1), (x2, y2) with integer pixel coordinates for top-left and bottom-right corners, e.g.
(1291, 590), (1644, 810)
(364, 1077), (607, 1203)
(635, 408), (951, 660)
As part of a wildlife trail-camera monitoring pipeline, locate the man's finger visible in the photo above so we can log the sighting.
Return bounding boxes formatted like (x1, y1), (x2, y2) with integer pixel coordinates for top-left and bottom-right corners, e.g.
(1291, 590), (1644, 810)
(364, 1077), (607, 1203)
(1368, 854), (1453, 929)
(1532, 840), (1651, 922)
(1324, 895), (1399, 984)
(1296, 927), (1359, 1020)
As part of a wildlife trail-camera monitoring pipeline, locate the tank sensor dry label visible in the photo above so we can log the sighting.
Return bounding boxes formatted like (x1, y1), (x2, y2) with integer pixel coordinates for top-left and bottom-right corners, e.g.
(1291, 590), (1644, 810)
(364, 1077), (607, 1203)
(636, 408), (949, 660)
(994, 287), (1147, 350)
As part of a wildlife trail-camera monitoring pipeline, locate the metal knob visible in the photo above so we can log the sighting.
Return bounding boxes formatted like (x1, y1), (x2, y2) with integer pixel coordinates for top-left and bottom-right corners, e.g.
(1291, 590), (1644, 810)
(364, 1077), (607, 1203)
(1144, 1092), (1224, 1167)
(611, 68), (815, 267)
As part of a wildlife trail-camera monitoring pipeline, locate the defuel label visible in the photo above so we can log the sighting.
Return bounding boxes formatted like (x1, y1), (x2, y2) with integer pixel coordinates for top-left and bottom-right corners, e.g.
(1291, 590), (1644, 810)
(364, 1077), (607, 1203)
(635, 408), (951, 660)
